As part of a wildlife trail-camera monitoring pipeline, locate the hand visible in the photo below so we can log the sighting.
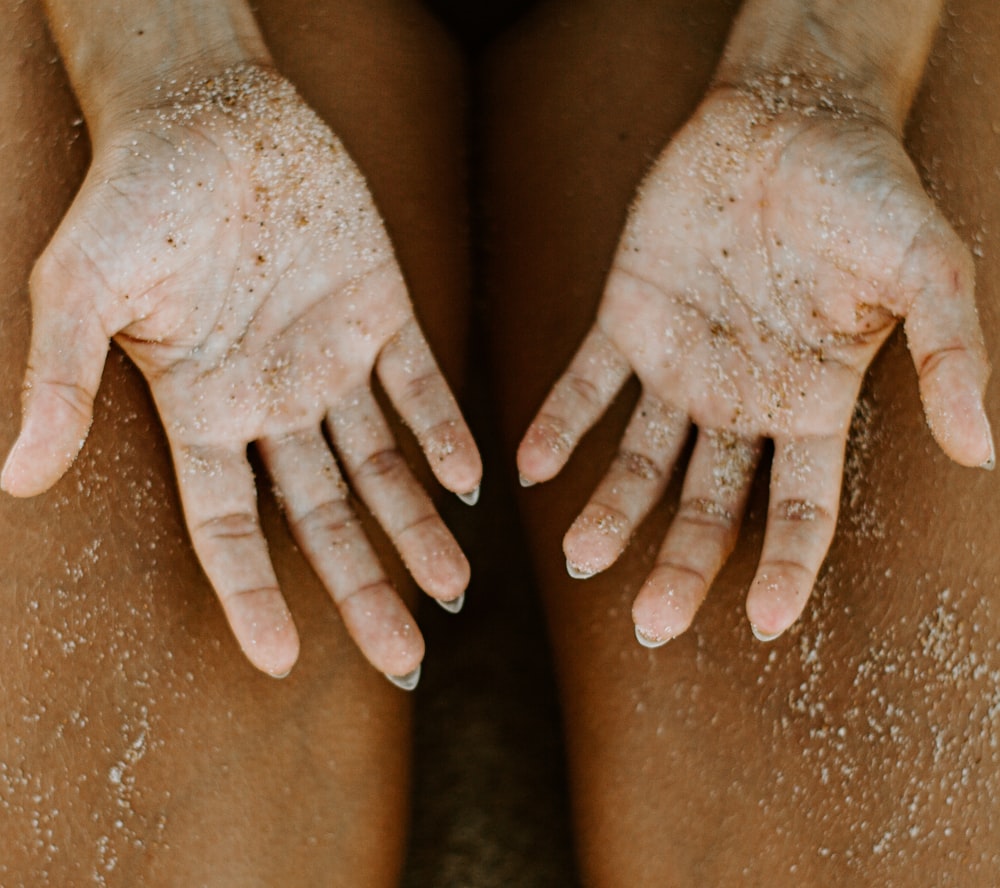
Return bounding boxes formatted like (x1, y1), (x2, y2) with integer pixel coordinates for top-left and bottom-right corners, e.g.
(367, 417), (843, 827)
(518, 85), (992, 645)
(2, 65), (482, 681)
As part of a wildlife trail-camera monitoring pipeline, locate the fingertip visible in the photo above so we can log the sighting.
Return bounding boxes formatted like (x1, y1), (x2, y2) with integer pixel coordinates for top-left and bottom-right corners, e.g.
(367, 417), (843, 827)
(432, 446), (482, 502)
(631, 572), (699, 642)
(924, 385), (995, 468)
(250, 629), (300, 680)
(228, 590), (301, 679)
(0, 433), (77, 498)
(516, 424), (568, 485)
(407, 525), (470, 603)
(745, 571), (803, 640)
(0, 441), (25, 496)
(338, 583), (426, 679)
(563, 512), (627, 578)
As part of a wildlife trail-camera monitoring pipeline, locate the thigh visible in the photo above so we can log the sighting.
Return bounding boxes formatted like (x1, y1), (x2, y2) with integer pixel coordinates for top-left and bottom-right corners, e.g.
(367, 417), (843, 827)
(0, 2), (466, 886)
(482, 1), (1000, 885)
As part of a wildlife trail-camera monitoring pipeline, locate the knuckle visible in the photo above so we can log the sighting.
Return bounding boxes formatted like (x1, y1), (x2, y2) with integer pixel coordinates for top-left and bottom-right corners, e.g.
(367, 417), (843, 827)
(340, 578), (393, 609)
(193, 511), (262, 542)
(565, 372), (600, 407)
(296, 496), (358, 540)
(916, 345), (966, 380)
(397, 511), (440, 541)
(654, 559), (710, 591)
(772, 498), (832, 525)
(29, 373), (94, 422)
(677, 497), (736, 530)
(357, 447), (406, 481)
(615, 448), (662, 482)
(401, 370), (443, 406)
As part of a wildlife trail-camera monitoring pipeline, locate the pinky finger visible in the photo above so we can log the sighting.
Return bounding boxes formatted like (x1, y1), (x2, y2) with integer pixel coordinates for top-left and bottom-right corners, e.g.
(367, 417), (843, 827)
(173, 443), (299, 677)
(745, 434), (845, 641)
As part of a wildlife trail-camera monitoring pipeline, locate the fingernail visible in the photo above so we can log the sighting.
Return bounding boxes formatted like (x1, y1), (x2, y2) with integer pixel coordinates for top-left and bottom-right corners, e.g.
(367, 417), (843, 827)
(635, 626), (670, 649)
(751, 624), (783, 643)
(1, 440), (21, 494)
(981, 423), (995, 470)
(436, 593), (465, 614)
(457, 485), (480, 506)
(519, 473), (536, 488)
(385, 664), (421, 691)
(566, 559), (595, 580)
(270, 667), (293, 680)
(979, 409), (995, 470)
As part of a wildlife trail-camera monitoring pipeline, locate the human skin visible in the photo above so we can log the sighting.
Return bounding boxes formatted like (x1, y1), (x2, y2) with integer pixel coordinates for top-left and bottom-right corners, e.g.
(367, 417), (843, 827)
(0, 0), (469, 883)
(484, 0), (1000, 883)
(516, 0), (992, 645)
(5, 0), (482, 682)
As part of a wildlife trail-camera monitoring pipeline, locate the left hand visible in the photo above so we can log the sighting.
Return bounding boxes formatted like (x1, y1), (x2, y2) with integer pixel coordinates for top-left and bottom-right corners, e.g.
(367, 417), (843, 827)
(517, 85), (992, 645)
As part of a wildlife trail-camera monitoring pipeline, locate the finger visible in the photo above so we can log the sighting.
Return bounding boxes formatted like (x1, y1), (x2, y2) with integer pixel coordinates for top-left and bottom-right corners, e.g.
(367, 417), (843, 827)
(173, 443), (299, 678)
(632, 429), (761, 646)
(563, 393), (689, 577)
(376, 317), (482, 502)
(902, 224), (994, 468)
(258, 429), (425, 679)
(2, 264), (110, 497)
(328, 388), (470, 608)
(517, 326), (632, 484)
(744, 434), (845, 641)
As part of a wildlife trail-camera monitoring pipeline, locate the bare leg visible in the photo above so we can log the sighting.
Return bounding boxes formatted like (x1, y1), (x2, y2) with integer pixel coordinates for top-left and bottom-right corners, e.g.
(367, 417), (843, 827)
(0, 1), (467, 884)
(483, 1), (1000, 884)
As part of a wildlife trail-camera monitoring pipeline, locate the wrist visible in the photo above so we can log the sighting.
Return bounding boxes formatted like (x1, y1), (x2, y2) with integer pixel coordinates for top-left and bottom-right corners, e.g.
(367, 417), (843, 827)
(713, 0), (945, 134)
(43, 0), (271, 140)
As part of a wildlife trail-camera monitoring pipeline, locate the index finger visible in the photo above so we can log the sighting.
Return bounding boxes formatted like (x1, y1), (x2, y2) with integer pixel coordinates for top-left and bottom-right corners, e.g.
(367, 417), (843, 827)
(376, 317), (482, 502)
(517, 327), (632, 484)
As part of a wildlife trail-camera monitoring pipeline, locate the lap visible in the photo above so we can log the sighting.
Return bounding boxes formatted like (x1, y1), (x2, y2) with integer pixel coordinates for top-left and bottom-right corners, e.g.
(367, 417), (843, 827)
(482, 1), (1000, 884)
(0, 2), (466, 885)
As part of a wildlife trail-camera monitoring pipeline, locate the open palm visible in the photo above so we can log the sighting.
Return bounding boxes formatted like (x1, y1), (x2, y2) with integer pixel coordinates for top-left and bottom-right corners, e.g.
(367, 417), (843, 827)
(3, 66), (481, 681)
(519, 87), (991, 644)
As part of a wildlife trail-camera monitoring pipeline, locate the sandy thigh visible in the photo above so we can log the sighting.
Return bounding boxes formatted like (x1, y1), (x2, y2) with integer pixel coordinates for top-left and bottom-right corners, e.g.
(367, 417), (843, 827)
(0, 2), (467, 885)
(482, 1), (1000, 885)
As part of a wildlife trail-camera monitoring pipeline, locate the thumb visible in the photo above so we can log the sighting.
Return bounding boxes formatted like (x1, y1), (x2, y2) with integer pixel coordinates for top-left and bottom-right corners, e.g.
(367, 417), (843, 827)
(2, 260), (110, 496)
(902, 221), (993, 469)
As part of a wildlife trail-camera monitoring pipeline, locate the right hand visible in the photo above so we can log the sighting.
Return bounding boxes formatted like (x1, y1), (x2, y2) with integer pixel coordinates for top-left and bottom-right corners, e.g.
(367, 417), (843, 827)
(2, 64), (482, 683)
